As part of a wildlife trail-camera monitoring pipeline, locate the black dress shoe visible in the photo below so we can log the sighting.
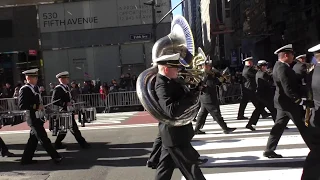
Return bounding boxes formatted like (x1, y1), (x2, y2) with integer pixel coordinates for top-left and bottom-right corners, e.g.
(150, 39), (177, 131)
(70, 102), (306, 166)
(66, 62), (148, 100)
(55, 143), (67, 150)
(80, 142), (91, 149)
(53, 157), (63, 164)
(2, 151), (15, 157)
(21, 160), (38, 165)
(223, 128), (237, 134)
(146, 160), (157, 169)
(262, 113), (271, 119)
(196, 158), (208, 165)
(195, 130), (206, 134)
(263, 151), (283, 158)
(237, 116), (248, 120)
(245, 124), (256, 131)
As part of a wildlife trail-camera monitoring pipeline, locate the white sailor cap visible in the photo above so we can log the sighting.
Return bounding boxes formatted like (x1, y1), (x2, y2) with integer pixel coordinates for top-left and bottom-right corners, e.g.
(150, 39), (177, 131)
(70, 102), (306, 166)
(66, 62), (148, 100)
(308, 44), (320, 54)
(22, 68), (39, 76)
(242, 57), (253, 62)
(257, 60), (268, 66)
(153, 53), (182, 67)
(296, 54), (306, 59)
(56, 71), (69, 78)
(274, 44), (294, 55)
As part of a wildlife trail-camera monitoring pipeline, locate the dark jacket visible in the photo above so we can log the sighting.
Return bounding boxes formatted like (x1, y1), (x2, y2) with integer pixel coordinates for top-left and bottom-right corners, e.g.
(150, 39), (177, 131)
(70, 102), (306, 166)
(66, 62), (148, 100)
(310, 64), (320, 128)
(273, 61), (301, 110)
(293, 61), (308, 96)
(52, 84), (72, 111)
(256, 70), (274, 98)
(242, 66), (257, 91)
(199, 73), (220, 104)
(18, 84), (41, 126)
(155, 74), (197, 147)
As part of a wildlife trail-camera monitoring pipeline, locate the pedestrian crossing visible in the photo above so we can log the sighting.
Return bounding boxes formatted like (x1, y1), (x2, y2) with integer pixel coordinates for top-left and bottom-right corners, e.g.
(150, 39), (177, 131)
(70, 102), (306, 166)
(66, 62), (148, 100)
(76, 111), (139, 125)
(182, 103), (307, 180)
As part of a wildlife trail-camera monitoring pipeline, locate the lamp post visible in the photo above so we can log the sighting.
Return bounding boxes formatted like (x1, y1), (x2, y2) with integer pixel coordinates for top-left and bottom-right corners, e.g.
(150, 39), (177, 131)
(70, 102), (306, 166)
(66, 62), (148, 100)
(144, 0), (186, 42)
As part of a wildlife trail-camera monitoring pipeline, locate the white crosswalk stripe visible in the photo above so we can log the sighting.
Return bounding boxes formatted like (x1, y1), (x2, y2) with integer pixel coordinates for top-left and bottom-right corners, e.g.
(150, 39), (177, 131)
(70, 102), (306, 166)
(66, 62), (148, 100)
(182, 103), (307, 180)
(75, 111), (140, 125)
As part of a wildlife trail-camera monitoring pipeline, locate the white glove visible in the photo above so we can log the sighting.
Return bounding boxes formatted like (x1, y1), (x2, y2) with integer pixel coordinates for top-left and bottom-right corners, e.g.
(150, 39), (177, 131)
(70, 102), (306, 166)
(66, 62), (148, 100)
(299, 98), (307, 106)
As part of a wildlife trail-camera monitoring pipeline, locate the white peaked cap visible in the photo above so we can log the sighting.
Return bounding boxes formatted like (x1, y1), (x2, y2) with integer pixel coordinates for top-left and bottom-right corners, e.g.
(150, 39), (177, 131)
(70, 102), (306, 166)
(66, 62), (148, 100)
(274, 44), (293, 55)
(56, 71), (69, 78)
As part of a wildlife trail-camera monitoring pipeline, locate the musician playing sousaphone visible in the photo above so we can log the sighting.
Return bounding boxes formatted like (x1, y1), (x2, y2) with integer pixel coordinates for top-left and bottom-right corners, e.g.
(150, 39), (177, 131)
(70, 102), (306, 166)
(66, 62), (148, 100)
(301, 44), (320, 180)
(137, 15), (206, 180)
(52, 71), (90, 150)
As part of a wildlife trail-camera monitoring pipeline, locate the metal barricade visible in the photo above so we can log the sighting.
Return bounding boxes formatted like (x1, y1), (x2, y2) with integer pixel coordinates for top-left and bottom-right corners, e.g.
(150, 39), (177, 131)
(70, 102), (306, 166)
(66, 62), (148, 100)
(0, 97), (19, 112)
(216, 83), (243, 105)
(105, 91), (141, 111)
(0, 92), (143, 113)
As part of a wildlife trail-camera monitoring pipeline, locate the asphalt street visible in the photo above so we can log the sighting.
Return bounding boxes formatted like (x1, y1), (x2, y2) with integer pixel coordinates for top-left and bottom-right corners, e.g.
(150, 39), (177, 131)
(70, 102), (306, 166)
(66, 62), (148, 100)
(0, 103), (307, 180)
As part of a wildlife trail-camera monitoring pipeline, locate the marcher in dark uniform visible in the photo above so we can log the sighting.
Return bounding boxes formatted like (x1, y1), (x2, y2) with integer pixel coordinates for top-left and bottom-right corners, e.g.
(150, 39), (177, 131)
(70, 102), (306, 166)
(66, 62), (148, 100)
(194, 59), (236, 134)
(245, 60), (277, 131)
(52, 71), (90, 149)
(153, 52), (206, 180)
(293, 54), (307, 88)
(237, 57), (270, 120)
(0, 137), (14, 157)
(19, 68), (63, 165)
(263, 44), (313, 158)
(301, 44), (320, 180)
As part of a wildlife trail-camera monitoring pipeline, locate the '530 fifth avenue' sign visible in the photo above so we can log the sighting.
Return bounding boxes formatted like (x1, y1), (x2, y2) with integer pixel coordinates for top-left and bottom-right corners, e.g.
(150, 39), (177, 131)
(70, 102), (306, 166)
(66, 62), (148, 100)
(38, 0), (171, 33)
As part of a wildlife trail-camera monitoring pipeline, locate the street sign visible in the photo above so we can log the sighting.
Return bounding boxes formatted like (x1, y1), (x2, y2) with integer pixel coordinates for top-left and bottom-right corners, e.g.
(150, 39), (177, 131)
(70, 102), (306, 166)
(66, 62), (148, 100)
(130, 33), (152, 41)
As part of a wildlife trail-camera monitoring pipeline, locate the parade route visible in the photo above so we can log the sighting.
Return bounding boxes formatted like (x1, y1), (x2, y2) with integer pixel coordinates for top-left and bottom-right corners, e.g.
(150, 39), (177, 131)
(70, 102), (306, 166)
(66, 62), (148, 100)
(0, 103), (307, 180)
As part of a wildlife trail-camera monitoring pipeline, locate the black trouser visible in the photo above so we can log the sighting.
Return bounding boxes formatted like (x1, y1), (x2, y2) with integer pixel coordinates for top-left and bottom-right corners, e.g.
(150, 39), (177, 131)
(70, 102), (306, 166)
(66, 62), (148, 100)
(0, 137), (8, 154)
(155, 144), (206, 180)
(148, 133), (162, 165)
(238, 88), (269, 118)
(302, 148), (320, 180)
(247, 95), (277, 126)
(195, 102), (228, 131)
(21, 121), (60, 162)
(265, 105), (313, 152)
(55, 114), (86, 146)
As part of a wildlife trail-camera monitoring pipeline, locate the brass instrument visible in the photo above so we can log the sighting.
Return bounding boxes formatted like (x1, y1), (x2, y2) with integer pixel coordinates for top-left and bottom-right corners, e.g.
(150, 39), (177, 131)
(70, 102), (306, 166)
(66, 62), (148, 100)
(305, 64), (315, 127)
(178, 47), (206, 85)
(136, 15), (201, 127)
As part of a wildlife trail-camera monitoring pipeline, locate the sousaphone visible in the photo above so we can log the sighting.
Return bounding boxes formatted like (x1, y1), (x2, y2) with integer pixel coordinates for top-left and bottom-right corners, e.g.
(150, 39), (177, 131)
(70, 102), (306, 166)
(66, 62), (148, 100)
(136, 15), (205, 126)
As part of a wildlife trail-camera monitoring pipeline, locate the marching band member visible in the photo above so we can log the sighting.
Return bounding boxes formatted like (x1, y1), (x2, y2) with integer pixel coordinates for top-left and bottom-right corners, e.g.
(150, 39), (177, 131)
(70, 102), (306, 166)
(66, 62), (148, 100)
(301, 44), (320, 180)
(245, 60), (277, 130)
(237, 57), (270, 121)
(263, 44), (313, 158)
(52, 71), (90, 149)
(19, 68), (62, 165)
(194, 59), (236, 134)
(0, 137), (14, 157)
(293, 54), (308, 88)
(154, 53), (206, 179)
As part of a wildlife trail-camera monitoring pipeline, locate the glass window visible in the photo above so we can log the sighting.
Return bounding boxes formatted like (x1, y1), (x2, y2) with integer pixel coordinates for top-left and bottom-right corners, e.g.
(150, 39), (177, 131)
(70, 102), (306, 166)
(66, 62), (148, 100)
(225, 0), (230, 8)
(226, 10), (231, 18)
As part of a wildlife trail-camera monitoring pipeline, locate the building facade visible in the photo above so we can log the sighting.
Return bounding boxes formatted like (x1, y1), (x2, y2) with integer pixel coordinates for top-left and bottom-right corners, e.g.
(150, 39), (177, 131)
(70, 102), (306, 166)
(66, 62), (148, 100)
(0, 0), (172, 89)
(182, 0), (202, 48)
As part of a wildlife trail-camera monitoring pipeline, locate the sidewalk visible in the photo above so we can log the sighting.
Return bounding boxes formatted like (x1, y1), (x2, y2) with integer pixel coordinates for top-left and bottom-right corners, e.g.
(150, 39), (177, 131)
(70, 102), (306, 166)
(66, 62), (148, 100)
(0, 111), (157, 133)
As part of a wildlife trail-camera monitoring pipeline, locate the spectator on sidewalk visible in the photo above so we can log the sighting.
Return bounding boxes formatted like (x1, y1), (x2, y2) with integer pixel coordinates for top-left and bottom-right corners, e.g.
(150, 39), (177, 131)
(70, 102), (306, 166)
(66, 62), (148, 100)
(71, 82), (80, 102)
(13, 83), (22, 98)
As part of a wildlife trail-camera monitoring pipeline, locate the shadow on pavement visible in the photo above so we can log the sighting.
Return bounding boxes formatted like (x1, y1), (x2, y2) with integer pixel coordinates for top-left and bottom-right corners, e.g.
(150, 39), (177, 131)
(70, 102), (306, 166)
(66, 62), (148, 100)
(0, 141), (154, 173)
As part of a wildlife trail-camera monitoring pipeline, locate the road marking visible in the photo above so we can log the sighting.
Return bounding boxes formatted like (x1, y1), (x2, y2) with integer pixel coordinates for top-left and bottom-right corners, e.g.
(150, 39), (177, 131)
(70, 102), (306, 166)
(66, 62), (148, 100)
(182, 169), (303, 180)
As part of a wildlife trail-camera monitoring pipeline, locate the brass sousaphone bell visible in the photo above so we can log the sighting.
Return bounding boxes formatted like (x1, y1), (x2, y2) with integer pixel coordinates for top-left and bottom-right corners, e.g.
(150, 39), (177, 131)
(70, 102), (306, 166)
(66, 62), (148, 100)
(136, 15), (203, 126)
